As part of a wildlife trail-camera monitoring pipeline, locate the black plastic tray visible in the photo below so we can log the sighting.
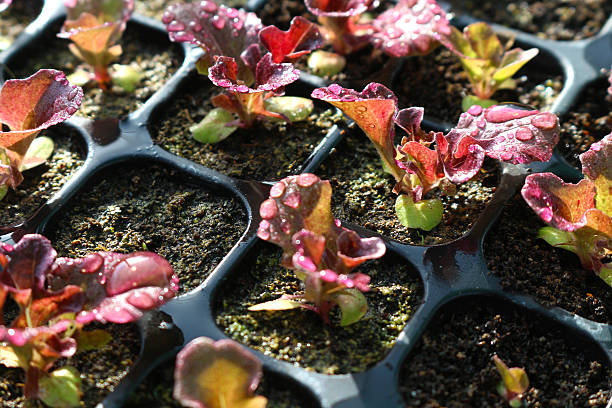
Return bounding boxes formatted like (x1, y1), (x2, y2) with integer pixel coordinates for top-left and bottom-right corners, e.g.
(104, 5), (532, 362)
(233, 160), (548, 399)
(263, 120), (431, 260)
(0, 1), (610, 407)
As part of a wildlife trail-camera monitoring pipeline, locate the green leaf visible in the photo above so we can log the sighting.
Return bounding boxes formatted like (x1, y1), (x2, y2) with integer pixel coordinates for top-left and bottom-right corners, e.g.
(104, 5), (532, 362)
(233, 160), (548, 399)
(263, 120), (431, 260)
(537, 226), (577, 252)
(20, 136), (54, 171)
(111, 64), (142, 93)
(465, 22), (503, 63)
(0, 184), (7, 201)
(493, 48), (539, 84)
(264, 96), (314, 122)
(248, 298), (304, 311)
(0, 346), (21, 368)
(190, 108), (238, 143)
(77, 329), (112, 351)
(39, 366), (82, 408)
(196, 54), (213, 76)
(395, 194), (443, 231)
(333, 288), (368, 326)
(493, 355), (529, 395)
(599, 265), (612, 287)
(307, 50), (346, 77)
(462, 95), (497, 112)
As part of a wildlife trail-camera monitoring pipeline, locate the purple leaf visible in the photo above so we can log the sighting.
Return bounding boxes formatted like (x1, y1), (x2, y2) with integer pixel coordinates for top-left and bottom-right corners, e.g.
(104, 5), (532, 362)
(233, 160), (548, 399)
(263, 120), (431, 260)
(444, 104), (560, 165)
(64, 0), (133, 23)
(0, 234), (55, 295)
(259, 16), (323, 63)
(305, 0), (374, 18)
(371, 0), (451, 57)
(162, 2), (262, 81)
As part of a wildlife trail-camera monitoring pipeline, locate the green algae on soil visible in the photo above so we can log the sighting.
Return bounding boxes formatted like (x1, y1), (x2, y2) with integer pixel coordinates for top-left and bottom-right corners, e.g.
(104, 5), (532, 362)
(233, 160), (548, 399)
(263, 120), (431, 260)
(216, 241), (423, 374)
(45, 163), (247, 294)
(149, 74), (343, 182)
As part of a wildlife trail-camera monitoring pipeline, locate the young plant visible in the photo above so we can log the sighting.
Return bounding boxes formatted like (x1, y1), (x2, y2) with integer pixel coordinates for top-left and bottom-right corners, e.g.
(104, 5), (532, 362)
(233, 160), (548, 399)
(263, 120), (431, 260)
(252, 173), (386, 326)
(0, 234), (179, 407)
(0, 69), (83, 200)
(493, 354), (529, 407)
(163, 2), (321, 142)
(312, 82), (559, 230)
(305, 0), (452, 76)
(522, 134), (612, 287)
(174, 337), (267, 408)
(58, 0), (139, 91)
(442, 22), (539, 111)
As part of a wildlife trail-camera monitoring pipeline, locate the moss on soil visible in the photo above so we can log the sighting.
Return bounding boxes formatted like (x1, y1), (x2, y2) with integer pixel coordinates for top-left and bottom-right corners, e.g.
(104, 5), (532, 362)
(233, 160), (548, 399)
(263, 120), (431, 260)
(558, 76), (612, 168)
(0, 322), (140, 408)
(395, 47), (563, 125)
(447, 0), (612, 41)
(399, 297), (611, 407)
(46, 164), (247, 294)
(484, 192), (612, 324)
(316, 126), (499, 245)
(9, 20), (182, 120)
(126, 358), (319, 407)
(149, 74), (343, 181)
(215, 241), (423, 374)
(0, 126), (85, 227)
(0, 0), (42, 48)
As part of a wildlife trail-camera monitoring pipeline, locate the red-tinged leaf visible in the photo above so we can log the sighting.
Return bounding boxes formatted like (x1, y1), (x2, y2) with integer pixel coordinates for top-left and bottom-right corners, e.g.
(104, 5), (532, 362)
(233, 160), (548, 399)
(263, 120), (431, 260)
(444, 104), (559, 165)
(436, 132), (485, 184)
(174, 337), (267, 408)
(13, 286), (82, 328)
(580, 134), (612, 215)
(60, 14), (123, 58)
(395, 107), (437, 144)
(47, 251), (179, 324)
(64, 0), (133, 24)
(305, 0), (374, 17)
(291, 230), (326, 272)
(312, 83), (397, 157)
(336, 230), (385, 273)
(0, 320), (73, 347)
(258, 174), (333, 263)
(0, 70), (82, 159)
(0, 234), (56, 294)
(162, 2), (262, 82)
(34, 333), (77, 359)
(371, 0), (451, 57)
(398, 140), (443, 198)
(259, 16), (322, 63)
(521, 173), (597, 231)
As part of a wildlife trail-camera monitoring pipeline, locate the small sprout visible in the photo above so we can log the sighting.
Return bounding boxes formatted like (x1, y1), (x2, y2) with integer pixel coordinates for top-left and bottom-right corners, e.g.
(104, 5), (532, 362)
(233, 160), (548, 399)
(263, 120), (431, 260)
(164, 4), (319, 135)
(395, 194), (443, 231)
(0, 234), (179, 406)
(110, 63), (142, 93)
(19, 136), (54, 171)
(173, 337), (267, 408)
(58, 0), (135, 90)
(264, 96), (314, 122)
(522, 134), (612, 287)
(313, 83), (559, 230)
(442, 22), (539, 108)
(254, 174), (385, 325)
(493, 354), (529, 407)
(0, 69), (82, 197)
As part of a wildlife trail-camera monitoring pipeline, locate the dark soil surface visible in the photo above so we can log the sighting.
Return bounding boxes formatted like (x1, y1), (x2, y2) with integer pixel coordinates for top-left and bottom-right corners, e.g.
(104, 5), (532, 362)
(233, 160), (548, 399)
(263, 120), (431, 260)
(216, 242), (423, 374)
(0, 0), (43, 49)
(399, 297), (612, 407)
(558, 76), (612, 168)
(8, 20), (182, 120)
(0, 126), (85, 227)
(484, 192), (612, 324)
(447, 0), (612, 41)
(395, 47), (563, 126)
(316, 126), (499, 245)
(149, 75), (343, 181)
(0, 322), (140, 408)
(45, 163), (247, 294)
(127, 358), (319, 407)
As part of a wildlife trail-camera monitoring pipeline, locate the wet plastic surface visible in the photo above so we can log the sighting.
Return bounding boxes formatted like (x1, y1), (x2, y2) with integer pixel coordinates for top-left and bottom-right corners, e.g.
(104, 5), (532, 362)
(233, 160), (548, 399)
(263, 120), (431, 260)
(0, 1), (610, 407)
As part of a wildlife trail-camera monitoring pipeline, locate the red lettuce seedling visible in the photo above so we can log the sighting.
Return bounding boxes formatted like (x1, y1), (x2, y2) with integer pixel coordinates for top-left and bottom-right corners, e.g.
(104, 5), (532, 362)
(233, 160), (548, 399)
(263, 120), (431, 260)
(521, 134), (612, 287)
(313, 83), (559, 230)
(0, 0), (11, 12)
(174, 337), (267, 408)
(0, 234), (178, 407)
(58, 0), (135, 90)
(0, 69), (82, 200)
(163, 3), (320, 141)
(442, 22), (539, 110)
(493, 355), (529, 407)
(305, 0), (451, 76)
(252, 173), (386, 326)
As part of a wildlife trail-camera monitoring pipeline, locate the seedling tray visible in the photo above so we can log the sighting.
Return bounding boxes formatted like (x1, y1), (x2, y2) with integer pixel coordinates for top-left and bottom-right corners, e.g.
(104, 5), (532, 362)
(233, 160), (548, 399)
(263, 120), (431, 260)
(0, 1), (610, 407)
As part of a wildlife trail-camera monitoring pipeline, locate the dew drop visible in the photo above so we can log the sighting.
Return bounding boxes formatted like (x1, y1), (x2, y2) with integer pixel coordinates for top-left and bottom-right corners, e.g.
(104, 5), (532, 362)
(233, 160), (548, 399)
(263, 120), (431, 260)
(260, 199), (278, 219)
(467, 105), (483, 116)
(188, 20), (203, 32)
(485, 104), (536, 123)
(212, 15), (225, 30)
(500, 152), (513, 161)
(297, 173), (318, 187)
(161, 12), (175, 24)
(355, 106), (367, 113)
(530, 112), (557, 130)
(270, 181), (286, 198)
(282, 192), (301, 208)
(200, 0), (217, 13)
(515, 128), (533, 141)
(166, 21), (185, 32)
